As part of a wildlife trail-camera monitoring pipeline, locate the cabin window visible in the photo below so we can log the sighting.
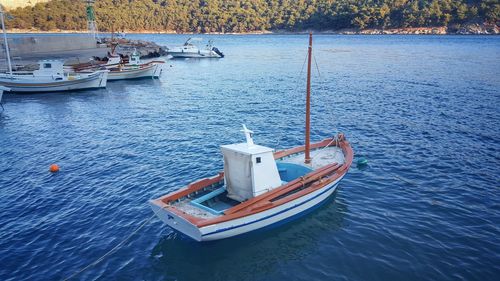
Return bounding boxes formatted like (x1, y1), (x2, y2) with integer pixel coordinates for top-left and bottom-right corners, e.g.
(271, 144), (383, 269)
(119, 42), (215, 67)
(43, 63), (52, 69)
(256, 157), (261, 164)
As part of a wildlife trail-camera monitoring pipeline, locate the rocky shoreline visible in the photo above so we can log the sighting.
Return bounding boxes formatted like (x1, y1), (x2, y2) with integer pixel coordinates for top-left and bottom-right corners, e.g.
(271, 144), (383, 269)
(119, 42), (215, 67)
(274, 23), (499, 35)
(6, 22), (499, 35)
(343, 23), (499, 35)
(101, 37), (168, 59)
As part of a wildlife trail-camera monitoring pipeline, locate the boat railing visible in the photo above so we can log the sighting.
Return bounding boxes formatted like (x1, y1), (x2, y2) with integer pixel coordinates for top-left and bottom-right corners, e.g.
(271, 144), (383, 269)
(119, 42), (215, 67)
(3, 71), (33, 76)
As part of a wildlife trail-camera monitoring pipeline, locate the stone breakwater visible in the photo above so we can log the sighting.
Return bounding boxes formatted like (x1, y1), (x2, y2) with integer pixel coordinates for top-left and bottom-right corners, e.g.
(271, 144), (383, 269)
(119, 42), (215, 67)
(101, 37), (168, 59)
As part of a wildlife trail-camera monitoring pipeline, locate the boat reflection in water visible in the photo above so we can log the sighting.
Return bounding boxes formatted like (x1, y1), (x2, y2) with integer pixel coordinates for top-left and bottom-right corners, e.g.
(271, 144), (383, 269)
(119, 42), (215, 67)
(150, 194), (348, 280)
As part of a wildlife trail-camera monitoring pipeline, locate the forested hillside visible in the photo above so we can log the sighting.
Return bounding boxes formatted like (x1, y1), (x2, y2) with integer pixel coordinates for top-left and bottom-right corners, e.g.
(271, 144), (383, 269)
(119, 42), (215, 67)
(4, 0), (500, 33)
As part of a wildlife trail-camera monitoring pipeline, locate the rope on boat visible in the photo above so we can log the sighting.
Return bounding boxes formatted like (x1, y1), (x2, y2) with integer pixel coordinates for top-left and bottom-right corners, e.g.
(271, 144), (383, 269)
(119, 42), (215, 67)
(62, 214), (156, 281)
(313, 52), (321, 79)
(298, 49), (309, 78)
(311, 136), (338, 160)
(275, 52), (309, 148)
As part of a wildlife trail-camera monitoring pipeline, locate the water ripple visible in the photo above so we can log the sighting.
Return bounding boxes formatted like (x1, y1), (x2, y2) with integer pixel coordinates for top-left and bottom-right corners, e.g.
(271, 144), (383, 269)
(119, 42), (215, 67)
(0, 34), (499, 281)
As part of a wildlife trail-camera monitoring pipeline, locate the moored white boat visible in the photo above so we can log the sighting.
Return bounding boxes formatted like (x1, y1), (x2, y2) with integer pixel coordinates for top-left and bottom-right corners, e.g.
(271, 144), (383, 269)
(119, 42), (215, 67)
(168, 38), (224, 58)
(0, 8), (108, 93)
(107, 50), (164, 80)
(106, 63), (161, 80)
(73, 49), (164, 81)
(150, 34), (353, 242)
(0, 60), (108, 93)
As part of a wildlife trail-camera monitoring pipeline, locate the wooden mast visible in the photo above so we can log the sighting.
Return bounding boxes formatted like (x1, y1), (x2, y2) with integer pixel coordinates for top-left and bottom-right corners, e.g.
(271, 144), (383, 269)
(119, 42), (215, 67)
(305, 32), (312, 164)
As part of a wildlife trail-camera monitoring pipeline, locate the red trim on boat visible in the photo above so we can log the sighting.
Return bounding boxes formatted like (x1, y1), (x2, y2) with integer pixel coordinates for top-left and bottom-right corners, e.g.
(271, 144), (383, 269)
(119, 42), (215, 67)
(151, 137), (353, 228)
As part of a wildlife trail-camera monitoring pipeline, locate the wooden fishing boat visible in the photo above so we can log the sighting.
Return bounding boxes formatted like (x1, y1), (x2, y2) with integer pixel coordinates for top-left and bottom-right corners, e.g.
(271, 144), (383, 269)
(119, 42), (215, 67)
(0, 60), (108, 93)
(71, 49), (164, 81)
(0, 8), (108, 93)
(150, 34), (353, 241)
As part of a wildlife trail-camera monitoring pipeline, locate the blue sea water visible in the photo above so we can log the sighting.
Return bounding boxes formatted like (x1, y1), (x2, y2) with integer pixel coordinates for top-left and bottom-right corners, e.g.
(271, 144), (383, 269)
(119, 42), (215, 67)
(0, 34), (499, 281)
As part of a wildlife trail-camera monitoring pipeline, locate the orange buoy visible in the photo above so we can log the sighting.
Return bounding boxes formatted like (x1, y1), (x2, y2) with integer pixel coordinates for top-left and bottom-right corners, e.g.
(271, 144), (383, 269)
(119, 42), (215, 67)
(49, 164), (60, 173)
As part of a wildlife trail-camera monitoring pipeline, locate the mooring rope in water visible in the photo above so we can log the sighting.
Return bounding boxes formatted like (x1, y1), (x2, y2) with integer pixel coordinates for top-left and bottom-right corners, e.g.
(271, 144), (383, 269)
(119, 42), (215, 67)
(62, 214), (156, 281)
(313, 52), (321, 79)
(299, 49), (309, 78)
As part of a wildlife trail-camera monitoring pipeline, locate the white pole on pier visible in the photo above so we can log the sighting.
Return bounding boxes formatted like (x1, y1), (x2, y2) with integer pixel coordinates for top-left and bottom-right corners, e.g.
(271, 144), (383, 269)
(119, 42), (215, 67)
(0, 6), (13, 77)
(84, 0), (101, 42)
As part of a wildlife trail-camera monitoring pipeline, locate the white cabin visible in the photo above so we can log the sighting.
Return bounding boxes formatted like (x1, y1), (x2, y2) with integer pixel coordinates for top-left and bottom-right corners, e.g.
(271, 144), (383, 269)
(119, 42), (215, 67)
(106, 55), (121, 65)
(127, 49), (141, 66)
(33, 60), (64, 77)
(221, 125), (282, 202)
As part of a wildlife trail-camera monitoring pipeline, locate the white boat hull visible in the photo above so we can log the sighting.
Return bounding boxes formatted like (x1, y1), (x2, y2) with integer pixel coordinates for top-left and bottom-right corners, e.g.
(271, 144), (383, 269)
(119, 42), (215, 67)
(0, 88), (5, 103)
(0, 71), (108, 93)
(169, 51), (221, 58)
(150, 174), (344, 241)
(107, 64), (162, 81)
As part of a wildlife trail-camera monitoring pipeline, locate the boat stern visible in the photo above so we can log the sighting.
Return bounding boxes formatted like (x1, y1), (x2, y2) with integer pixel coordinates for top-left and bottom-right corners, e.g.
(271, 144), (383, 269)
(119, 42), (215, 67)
(152, 63), (163, 78)
(149, 199), (203, 241)
(97, 70), (109, 88)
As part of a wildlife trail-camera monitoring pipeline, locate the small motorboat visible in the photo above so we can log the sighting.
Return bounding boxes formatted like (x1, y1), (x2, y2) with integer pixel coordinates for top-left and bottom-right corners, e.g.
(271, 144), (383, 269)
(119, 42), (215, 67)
(115, 31), (126, 38)
(72, 49), (164, 81)
(150, 34), (353, 242)
(168, 38), (224, 58)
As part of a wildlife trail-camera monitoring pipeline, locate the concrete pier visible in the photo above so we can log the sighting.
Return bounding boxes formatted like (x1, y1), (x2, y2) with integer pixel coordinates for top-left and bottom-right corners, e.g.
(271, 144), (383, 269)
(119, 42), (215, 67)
(0, 35), (166, 68)
(0, 35), (110, 66)
(5, 35), (99, 55)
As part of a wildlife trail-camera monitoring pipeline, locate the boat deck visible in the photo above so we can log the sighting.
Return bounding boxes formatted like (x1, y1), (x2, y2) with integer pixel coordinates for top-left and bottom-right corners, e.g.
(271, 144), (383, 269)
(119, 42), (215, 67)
(173, 186), (240, 219)
(175, 199), (220, 219)
(171, 146), (345, 219)
(279, 146), (345, 169)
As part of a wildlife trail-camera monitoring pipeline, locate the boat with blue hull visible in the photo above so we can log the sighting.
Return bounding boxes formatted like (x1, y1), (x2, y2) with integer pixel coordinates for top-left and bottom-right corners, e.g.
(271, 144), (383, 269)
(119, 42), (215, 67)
(150, 33), (353, 242)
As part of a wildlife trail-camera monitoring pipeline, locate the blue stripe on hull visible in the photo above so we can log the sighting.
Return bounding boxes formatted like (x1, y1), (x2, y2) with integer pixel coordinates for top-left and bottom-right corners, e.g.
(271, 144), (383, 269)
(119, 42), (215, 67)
(201, 179), (342, 238)
(9, 86), (104, 94)
(224, 188), (338, 241)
